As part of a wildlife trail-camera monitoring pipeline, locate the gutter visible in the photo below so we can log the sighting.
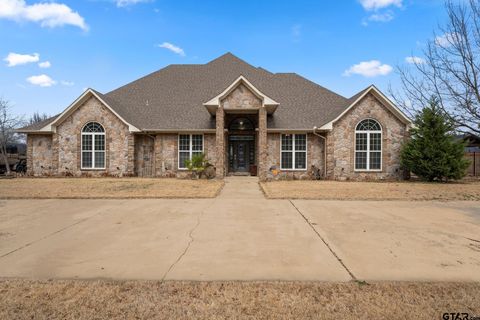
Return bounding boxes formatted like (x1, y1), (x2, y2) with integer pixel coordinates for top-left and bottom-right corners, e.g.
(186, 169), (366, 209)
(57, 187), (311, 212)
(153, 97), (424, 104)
(312, 126), (327, 178)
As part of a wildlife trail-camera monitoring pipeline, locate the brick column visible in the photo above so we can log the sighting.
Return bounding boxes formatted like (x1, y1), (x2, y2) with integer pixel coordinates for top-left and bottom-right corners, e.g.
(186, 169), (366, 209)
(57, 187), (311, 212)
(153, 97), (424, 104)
(215, 106), (225, 178)
(258, 106), (267, 181)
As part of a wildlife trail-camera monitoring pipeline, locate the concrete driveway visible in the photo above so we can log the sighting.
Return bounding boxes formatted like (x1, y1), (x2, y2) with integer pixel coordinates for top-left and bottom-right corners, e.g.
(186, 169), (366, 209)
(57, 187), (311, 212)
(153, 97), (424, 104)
(0, 177), (479, 281)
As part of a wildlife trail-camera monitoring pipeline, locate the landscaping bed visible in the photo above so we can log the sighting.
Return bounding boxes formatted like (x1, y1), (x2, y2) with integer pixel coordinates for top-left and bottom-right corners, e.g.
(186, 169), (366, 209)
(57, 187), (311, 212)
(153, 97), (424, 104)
(0, 280), (478, 319)
(260, 180), (480, 200)
(0, 178), (224, 199)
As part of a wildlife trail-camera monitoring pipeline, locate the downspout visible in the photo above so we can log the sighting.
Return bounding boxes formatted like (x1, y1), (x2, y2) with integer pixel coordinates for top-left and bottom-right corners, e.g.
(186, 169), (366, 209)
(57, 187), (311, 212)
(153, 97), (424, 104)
(312, 127), (327, 179)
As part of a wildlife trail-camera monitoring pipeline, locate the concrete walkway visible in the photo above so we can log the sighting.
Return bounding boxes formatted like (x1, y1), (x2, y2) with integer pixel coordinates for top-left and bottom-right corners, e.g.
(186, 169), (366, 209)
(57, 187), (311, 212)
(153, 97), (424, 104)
(0, 177), (479, 281)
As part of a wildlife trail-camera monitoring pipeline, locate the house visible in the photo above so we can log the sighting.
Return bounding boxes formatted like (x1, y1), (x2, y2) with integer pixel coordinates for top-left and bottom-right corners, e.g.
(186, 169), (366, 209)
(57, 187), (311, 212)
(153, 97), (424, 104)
(17, 53), (412, 181)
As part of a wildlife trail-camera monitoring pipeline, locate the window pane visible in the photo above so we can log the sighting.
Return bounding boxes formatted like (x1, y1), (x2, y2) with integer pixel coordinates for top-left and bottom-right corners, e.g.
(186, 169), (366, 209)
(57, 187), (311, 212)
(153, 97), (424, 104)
(82, 135), (92, 151)
(179, 135), (190, 151)
(357, 119), (381, 131)
(355, 152), (367, 170)
(356, 133), (367, 151)
(192, 135), (203, 151)
(370, 133), (381, 151)
(82, 151), (92, 168)
(179, 151), (189, 168)
(281, 151), (293, 169)
(83, 122), (104, 133)
(281, 135), (293, 151)
(94, 151), (105, 168)
(370, 152), (381, 170)
(94, 134), (105, 151)
(295, 152), (306, 169)
(295, 134), (306, 151)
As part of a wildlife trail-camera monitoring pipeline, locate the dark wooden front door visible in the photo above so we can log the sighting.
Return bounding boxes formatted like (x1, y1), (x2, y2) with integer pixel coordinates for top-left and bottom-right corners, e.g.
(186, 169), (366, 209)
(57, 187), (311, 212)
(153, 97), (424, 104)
(233, 141), (249, 172)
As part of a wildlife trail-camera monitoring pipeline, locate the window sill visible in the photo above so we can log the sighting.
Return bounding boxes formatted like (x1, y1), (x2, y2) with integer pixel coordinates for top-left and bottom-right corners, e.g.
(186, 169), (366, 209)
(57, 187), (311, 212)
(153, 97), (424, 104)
(80, 168), (106, 171)
(279, 169), (307, 172)
(354, 169), (383, 173)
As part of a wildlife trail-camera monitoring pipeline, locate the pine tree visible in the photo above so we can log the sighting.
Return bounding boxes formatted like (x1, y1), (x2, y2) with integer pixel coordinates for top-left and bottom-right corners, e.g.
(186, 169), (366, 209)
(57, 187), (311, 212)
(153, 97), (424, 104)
(401, 97), (470, 182)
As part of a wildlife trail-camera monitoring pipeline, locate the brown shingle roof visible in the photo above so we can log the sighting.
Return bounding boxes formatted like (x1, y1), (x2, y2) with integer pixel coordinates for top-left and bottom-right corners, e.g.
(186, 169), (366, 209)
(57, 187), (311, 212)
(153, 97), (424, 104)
(20, 53), (365, 132)
(104, 53), (351, 130)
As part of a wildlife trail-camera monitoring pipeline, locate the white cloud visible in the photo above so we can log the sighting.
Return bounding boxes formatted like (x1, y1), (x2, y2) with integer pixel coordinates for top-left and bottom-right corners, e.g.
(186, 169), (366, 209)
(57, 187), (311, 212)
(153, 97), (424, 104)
(367, 11), (394, 22)
(343, 60), (393, 77)
(4, 52), (39, 67)
(157, 42), (185, 56)
(116, 0), (151, 7)
(0, 0), (88, 30)
(405, 56), (425, 64)
(26, 74), (56, 87)
(434, 33), (458, 47)
(359, 0), (402, 11)
(38, 61), (51, 68)
(60, 80), (74, 86)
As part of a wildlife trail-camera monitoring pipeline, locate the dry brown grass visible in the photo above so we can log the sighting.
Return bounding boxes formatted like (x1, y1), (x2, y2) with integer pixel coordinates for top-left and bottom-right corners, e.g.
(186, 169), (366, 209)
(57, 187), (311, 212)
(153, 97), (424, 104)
(0, 280), (479, 319)
(260, 180), (480, 201)
(0, 178), (224, 199)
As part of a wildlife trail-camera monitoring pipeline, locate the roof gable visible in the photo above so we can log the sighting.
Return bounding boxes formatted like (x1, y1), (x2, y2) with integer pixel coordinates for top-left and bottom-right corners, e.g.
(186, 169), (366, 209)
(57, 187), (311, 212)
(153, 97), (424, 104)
(49, 89), (140, 133)
(318, 85), (412, 130)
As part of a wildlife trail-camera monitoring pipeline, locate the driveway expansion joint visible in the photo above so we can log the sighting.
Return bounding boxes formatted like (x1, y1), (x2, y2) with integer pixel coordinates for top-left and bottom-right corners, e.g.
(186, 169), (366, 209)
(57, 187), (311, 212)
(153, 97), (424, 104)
(288, 199), (358, 281)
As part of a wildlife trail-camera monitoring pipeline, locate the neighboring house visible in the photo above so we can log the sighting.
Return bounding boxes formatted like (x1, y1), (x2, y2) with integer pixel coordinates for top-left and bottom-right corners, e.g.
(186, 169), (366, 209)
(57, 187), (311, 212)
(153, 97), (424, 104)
(17, 53), (411, 181)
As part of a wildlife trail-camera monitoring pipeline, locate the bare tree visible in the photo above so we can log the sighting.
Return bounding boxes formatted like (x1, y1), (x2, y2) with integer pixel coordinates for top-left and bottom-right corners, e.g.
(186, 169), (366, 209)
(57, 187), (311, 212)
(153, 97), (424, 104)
(391, 0), (480, 134)
(29, 112), (50, 125)
(0, 98), (24, 175)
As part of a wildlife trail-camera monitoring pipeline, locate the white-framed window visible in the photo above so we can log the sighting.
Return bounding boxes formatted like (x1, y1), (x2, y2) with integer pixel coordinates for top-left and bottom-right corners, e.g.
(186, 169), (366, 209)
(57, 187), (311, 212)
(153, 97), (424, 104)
(81, 122), (106, 169)
(355, 119), (382, 171)
(280, 134), (307, 170)
(178, 134), (203, 169)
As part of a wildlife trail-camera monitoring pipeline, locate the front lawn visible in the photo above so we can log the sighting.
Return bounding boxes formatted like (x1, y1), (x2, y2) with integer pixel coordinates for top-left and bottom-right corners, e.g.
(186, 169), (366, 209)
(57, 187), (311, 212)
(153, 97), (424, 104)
(0, 178), (224, 199)
(260, 180), (480, 200)
(0, 280), (478, 319)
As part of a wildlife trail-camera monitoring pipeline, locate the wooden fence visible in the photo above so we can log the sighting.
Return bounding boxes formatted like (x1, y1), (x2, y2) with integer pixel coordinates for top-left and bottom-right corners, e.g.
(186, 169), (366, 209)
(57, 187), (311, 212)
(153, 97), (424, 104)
(466, 152), (480, 176)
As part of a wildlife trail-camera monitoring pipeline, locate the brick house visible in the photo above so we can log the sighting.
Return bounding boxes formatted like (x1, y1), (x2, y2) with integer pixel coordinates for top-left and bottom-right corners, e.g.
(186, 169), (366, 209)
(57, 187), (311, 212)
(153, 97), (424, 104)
(18, 53), (411, 181)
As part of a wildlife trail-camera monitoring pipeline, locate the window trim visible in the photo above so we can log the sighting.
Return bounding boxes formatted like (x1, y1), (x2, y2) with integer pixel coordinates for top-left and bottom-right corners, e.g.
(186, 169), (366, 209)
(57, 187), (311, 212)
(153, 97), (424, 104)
(80, 122), (106, 170)
(178, 134), (204, 170)
(279, 133), (308, 171)
(354, 119), (383, 172)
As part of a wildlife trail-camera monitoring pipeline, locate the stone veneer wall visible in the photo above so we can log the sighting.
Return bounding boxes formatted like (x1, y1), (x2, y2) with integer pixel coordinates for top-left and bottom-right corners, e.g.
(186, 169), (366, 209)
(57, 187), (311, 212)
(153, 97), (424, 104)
(326, 93), (408, 181)
(265, 133), (325, 181)
(152, 133), (217, 178)
(26, 134), (54, 176)
(55, 96), (133, 177)
(221, 83), (262, 110)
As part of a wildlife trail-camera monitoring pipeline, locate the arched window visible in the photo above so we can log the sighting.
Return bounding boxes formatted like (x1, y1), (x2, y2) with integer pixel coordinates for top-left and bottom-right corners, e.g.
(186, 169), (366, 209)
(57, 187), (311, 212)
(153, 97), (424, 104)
(355, 119), (382, 171)
(81, 122), (105, 169)
(229, 117), (254, 131)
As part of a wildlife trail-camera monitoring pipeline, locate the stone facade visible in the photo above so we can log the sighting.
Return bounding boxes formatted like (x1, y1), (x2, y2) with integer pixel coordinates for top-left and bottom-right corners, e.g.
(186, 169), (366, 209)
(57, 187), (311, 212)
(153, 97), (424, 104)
(26, 89), (408, 181)
(54, 96), (133, 177)
(221, 83), (261, 110)
(265, 133), (325, 181)
(147, 133), (217, 178)
(26, 134), (53, 176)
(326, 93), (408, 181)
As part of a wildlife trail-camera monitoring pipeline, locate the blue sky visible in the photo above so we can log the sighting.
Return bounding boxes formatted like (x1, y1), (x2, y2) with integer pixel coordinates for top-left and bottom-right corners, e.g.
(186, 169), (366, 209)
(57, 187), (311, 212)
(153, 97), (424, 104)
(0, 0), (447, 118)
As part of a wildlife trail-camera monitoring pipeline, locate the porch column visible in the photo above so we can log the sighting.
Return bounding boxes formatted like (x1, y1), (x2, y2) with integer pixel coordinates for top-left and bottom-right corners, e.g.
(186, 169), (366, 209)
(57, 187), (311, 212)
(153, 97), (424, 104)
(258, 106), (267, 181)
(215, 106), (225, 178)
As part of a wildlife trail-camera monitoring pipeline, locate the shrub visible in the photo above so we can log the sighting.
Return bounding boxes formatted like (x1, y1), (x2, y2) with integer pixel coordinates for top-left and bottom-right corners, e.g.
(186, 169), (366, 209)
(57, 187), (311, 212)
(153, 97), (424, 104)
(400, 98), (470, 182)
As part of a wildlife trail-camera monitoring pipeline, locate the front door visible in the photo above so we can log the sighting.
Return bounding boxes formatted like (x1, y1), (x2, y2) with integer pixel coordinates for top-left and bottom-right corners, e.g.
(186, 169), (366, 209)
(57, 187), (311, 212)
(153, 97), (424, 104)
(228, 135), (255, 173)
(233, 141), (249, 172)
